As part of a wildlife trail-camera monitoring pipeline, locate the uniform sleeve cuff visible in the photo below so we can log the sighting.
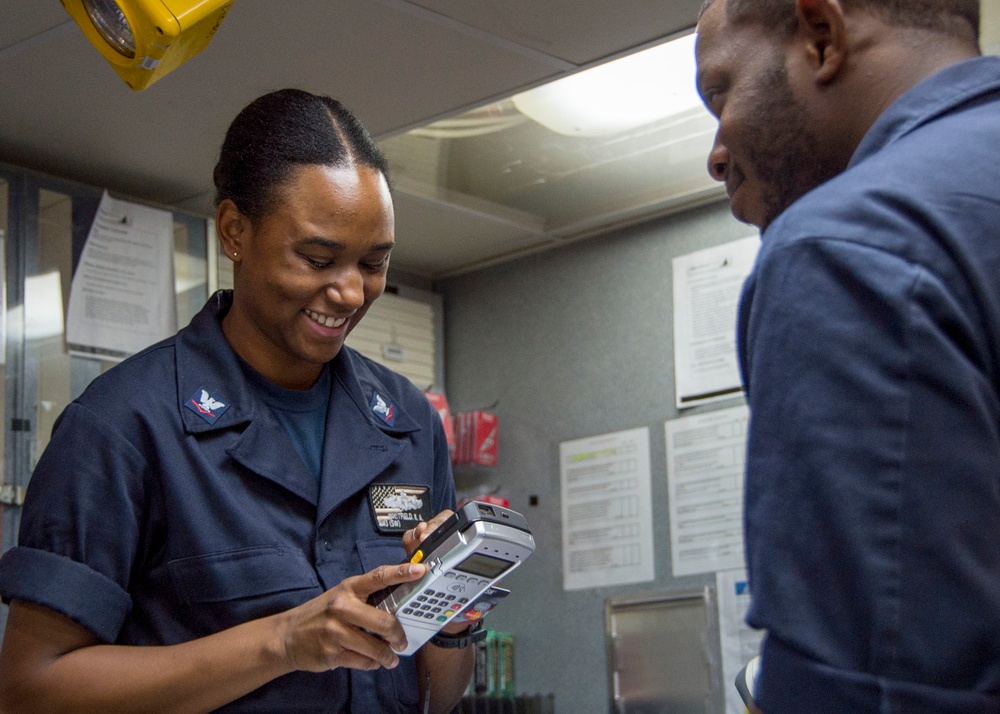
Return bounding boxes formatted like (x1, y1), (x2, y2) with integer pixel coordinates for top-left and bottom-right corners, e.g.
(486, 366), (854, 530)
(0, 546), (131, 643)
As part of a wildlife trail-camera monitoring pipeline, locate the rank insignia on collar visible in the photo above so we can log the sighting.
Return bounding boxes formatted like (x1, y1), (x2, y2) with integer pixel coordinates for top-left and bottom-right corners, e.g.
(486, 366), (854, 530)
(185, 386), (230, 424)
(368, 484), (433, 535)
(370, 392), (395, 426)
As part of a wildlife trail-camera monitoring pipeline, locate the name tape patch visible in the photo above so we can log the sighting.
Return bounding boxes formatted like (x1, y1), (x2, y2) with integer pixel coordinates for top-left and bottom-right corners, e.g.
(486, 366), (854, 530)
(368, 484), (432, 534)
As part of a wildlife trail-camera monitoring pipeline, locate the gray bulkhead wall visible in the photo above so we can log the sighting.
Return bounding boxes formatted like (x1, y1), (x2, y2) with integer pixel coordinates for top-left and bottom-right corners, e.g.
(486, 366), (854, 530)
(439, 199), (754, 714)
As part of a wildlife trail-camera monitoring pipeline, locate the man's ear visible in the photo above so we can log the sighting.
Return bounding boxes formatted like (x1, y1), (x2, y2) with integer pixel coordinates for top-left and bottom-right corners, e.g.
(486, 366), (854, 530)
(795, 0), (848, 84)
(215, 198), (248, 263)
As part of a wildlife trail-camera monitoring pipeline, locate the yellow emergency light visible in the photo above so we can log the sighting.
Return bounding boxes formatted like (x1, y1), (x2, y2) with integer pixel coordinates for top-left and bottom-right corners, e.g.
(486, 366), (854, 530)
(60, 0), (233, 91)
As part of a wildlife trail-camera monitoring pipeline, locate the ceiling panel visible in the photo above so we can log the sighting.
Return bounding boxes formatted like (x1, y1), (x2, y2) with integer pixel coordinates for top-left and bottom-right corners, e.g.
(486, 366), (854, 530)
(390, 189), (552, 276)
(0, 1), (69, 52)
(0, 1), (709, 278)
(0, 1), (563, 213)
(406, 0), (703, 65)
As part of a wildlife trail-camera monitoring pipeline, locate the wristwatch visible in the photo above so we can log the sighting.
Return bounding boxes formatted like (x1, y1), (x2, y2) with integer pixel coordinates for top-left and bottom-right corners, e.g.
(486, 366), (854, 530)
(429, 620), (487, 648)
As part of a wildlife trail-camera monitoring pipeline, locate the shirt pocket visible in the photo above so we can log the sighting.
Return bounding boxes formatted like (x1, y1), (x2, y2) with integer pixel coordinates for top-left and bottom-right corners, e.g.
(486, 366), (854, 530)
(167, 546), (322, 634)
(356, 537), (408, 573)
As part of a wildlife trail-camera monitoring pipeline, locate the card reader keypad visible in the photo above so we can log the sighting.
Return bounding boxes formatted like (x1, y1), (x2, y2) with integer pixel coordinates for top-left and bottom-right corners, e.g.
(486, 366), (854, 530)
(401, 586), (482, 622)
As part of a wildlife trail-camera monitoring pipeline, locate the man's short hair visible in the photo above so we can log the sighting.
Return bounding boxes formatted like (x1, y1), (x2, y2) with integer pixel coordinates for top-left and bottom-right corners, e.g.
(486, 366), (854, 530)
(699, 0), (979, 43)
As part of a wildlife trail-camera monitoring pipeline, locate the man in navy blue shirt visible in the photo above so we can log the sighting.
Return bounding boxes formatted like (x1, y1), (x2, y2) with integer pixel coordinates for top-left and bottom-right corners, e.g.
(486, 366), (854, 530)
(696, 1), (1000, 711)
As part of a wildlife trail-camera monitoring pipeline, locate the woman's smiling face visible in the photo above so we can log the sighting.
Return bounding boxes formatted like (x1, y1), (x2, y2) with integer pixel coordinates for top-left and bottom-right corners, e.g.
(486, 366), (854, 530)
(219, 162), (394, 389)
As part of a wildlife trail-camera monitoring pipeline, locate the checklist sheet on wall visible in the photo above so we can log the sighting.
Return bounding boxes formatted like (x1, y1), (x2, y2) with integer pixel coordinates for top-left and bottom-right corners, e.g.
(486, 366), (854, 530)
(666, 405), (749, 576)
(560, 427), (654, 590)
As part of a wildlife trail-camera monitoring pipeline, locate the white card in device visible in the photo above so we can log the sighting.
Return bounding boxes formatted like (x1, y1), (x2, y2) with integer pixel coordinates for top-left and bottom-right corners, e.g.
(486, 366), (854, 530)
(370, 502), (535, 656)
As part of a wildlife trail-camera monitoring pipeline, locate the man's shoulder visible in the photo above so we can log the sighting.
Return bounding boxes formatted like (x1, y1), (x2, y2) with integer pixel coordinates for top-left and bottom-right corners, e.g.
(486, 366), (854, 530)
(773, 100), (998, 253)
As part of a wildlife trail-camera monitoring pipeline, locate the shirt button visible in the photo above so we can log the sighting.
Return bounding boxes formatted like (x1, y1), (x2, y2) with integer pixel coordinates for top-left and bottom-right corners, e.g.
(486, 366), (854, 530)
(324, 540), (334, 551)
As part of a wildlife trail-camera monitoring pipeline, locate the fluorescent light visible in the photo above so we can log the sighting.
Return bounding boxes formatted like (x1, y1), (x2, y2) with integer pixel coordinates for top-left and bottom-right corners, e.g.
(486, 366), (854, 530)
(512, 32), (700, 138)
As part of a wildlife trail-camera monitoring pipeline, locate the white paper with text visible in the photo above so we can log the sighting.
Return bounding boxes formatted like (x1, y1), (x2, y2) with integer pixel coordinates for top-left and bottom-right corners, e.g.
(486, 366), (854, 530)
(672, 236), (758, 408)
(66, 191), (176, 361)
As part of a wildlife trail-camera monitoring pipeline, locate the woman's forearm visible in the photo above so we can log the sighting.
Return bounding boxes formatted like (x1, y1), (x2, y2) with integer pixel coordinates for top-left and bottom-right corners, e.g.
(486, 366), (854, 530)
(0, 601), (293, 714)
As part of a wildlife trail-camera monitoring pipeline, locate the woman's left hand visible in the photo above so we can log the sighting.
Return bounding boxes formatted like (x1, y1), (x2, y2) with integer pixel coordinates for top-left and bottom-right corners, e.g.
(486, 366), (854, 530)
(401, 509), (477, 635)
(401, 509), (454, 556)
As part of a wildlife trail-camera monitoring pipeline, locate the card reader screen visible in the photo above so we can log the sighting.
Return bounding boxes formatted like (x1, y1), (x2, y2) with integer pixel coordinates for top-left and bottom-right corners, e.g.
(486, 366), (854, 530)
(455, 553), (515, 579)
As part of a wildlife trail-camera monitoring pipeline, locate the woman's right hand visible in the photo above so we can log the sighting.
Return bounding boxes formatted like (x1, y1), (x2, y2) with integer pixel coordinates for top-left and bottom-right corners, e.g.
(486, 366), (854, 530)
(0, 562), (429, 713)
(274, 561), (427, 673)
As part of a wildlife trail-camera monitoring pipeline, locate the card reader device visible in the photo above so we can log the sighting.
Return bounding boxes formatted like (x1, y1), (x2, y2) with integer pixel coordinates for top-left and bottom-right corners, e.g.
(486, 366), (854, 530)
(735, 655), (763, 714)
(368, 501), (535, 656)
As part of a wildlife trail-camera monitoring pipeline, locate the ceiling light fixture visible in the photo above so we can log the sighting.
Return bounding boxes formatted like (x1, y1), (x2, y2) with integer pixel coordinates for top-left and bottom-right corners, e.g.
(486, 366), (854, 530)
(61, 0), (233, 90)
(512, 32), (701, 138)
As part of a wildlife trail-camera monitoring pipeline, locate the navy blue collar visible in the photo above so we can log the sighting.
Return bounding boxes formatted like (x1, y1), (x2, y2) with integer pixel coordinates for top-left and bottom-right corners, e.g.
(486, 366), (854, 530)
(851, 56), (1000, 169)
(175, 291), (421, 437)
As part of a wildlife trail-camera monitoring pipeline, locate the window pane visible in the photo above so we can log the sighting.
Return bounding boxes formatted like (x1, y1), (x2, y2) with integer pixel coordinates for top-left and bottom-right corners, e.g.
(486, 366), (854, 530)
(173, 220), (208, 328)
(33, 190), (77, 463)
(0, 178), (7, 498)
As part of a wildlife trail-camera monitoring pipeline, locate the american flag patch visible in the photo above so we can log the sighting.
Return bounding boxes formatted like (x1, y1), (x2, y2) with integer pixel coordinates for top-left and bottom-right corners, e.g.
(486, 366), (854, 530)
(368, 484), (432, 534)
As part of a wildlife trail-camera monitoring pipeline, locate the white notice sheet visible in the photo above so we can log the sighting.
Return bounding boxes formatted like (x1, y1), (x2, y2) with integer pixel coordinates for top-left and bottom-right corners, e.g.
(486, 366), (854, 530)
(717, 568), (765, 714)
(560, 427), (654, 591)
(672, 236), (759, 408)
(66, 191), (177, 361)
(666, 404), (749, 576)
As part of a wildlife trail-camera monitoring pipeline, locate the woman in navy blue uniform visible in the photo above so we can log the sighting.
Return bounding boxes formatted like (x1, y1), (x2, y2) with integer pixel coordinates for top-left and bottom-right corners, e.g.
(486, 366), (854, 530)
(0, 89), (473, 713)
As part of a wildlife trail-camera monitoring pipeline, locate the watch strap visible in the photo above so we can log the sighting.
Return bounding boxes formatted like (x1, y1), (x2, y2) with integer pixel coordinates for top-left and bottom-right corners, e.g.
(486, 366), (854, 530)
(429, 621), (487, 649)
